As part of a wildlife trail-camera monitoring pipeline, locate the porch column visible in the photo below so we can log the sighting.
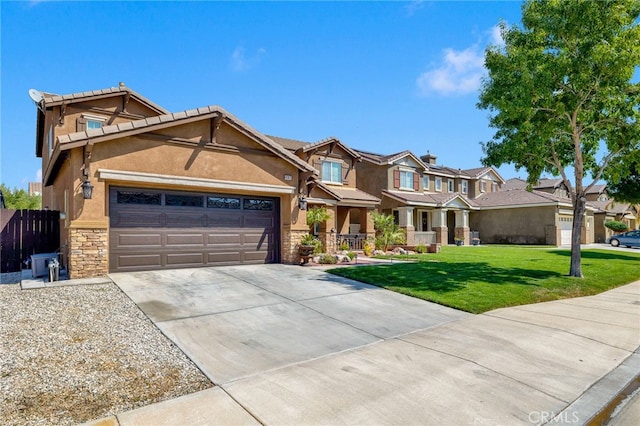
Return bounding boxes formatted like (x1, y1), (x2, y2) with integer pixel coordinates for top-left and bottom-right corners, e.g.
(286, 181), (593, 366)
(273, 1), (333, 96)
(361, 207), (375, 238)
(432, 209), (448, 245)
(398, 206), (415, 246)
(454, 210), (470, 245)
(322, 206), (338, 254)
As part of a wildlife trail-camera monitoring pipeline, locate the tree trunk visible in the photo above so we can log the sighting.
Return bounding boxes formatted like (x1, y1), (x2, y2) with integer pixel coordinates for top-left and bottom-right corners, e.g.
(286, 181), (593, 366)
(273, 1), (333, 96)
(569, 196), (586, 278)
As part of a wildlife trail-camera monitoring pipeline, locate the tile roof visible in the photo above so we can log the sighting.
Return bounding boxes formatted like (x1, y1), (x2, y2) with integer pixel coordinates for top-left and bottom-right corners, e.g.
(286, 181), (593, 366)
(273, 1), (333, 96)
(472, 189), (572, 208)
(299, 136), (362, 160)
(56, 105), (316, 174)
(382, 190), (475, 208)
(534, 178), (564, 189)
(323, 186), (380, 204)
(585, 184), (607, 194)
(502, 178), (528, 191)
(267, 135), (310, 151)
(355, 149), (428, 169)
(40, 86), (169, 114)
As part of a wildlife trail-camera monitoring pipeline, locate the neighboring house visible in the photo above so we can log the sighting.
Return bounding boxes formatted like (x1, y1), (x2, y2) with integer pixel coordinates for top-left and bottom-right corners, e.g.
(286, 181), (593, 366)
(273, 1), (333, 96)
(33, 85), (340, 278)
(355, 150), (504, 245)
(270, 135), (379, 252)
(28, 182), (42, 196)
(590, 200), (639, 243)
(470, 187), (595, 245)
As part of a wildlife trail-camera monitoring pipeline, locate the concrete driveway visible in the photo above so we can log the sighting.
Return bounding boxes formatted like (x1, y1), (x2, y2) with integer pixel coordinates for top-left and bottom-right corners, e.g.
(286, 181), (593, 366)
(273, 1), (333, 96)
(108, 265), (640, 425)
(110, 264), (471, 384)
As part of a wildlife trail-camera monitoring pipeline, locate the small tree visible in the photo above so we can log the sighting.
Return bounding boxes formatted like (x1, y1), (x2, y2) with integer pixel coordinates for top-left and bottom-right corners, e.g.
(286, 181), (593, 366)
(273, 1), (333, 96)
(372, 212), (406, 251)
(604, 220), (629, 233)
(306, 207), (331, 235)
(478, 0), (640, 277)
(0, 184), (42, 210)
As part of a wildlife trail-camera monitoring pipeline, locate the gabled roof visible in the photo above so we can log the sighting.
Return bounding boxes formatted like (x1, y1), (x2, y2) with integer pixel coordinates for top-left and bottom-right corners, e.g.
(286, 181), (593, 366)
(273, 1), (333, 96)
(585, 184), (607, 195)
(267, 135), (309, 151)
(534, 178), (564, 189)
(355, 149), (429, 170)
(472, 189), (573, 209)
(382, 189), (476, 209)
(588, 200), (633, 215)
(40, 86), (169, 115)
(48, 105), (316, 184)
(502, 178), (528, 191)
(298, 136), (362, 161)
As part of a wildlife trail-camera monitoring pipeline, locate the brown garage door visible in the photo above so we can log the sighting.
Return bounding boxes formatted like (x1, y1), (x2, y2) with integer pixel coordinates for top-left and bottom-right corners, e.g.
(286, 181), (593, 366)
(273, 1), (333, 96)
(109, 187), (280, 272)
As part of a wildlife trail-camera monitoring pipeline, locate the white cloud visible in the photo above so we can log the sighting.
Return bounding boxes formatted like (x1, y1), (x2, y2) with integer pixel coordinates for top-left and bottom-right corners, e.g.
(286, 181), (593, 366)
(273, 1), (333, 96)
(404, 1), (424, 17)
(416, 46), (485, 96)
(36, 169), (42, 181)
(230, 46), (267, 72)
(490, 24), (506, 47)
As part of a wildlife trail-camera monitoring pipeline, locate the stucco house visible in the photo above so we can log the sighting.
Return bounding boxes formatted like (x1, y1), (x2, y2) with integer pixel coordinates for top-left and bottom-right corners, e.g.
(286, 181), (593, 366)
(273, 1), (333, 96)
(269, 135), (380, 252)
(34, 84), (380, 278)
(355, 150), (504, 245)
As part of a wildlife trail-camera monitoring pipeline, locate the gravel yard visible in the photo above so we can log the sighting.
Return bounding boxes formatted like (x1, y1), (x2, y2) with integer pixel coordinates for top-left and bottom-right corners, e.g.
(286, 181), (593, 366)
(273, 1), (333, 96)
(0, 281), (213, 425)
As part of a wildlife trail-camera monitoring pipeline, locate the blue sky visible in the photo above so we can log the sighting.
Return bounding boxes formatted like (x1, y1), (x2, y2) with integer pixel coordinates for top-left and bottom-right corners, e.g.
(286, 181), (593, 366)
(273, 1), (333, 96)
(1, 0), (527, 190)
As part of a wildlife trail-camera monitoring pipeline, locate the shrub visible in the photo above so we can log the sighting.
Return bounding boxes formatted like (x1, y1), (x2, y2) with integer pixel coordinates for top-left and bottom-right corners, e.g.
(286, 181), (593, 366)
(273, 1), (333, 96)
(346, 251), (356, 260)
(363, 239), (375, 256)
(339, 241), (351, 251)
(605, 220), (628, 233)
(415, 244), (427, 254)
(317, 253), (337, 264)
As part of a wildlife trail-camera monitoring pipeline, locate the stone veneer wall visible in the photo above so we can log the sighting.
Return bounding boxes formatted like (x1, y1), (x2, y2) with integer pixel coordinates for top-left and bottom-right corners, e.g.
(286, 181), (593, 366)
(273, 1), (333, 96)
(283, 229), (309, 264)
(69, 228), (108, 278)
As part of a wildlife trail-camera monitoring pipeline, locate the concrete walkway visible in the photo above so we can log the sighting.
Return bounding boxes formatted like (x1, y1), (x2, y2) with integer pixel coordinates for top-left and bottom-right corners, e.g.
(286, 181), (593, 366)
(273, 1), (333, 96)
(93, 266), (638, 425)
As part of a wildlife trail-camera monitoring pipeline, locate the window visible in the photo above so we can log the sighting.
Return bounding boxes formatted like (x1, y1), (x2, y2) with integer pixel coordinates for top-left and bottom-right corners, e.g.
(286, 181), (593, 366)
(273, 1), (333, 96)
(492, 183), (498, 192)
(400, 170), (414, 190)
(243, 198), (274, 211)
(321, 160), (342, 184)
(117, 191), (162, 205)
(166, 194), (204, 207)
(461, 180), (468, 194)
(435, 177), (442, 192)
(87, 119), (103, 129)
(480, 181), (487, 193)
(207, 197), (240, 209)
(47, 125), (53, 156)
(448, 179), (454, 192)
(423, 176), (429, 191)
(78, 114), (106, 131)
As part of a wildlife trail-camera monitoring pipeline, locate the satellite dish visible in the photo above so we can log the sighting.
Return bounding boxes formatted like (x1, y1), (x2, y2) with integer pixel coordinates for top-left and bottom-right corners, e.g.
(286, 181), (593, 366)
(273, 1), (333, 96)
(28, 88), (44, 105)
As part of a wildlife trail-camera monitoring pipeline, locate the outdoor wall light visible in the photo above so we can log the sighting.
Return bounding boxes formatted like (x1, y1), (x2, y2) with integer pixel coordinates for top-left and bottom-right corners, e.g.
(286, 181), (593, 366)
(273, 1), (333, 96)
(298, 196), (308, 211)
(81, 179), (94, 200)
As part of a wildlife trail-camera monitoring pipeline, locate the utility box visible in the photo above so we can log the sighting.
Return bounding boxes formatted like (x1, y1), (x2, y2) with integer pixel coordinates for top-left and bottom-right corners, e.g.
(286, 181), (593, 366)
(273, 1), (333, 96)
(31, 253), (58, 278)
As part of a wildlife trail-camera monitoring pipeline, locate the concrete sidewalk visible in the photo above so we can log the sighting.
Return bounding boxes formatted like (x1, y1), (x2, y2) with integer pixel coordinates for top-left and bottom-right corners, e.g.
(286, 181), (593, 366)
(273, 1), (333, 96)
(92, 272), (639, 425)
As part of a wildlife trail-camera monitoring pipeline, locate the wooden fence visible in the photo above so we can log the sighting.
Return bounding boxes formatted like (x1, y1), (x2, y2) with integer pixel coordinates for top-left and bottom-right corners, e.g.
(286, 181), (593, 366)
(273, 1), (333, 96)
(0, 209), (60, 273)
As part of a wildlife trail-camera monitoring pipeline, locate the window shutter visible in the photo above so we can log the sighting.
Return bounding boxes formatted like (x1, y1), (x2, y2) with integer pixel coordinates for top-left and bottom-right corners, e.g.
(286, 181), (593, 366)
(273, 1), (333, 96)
(77, 117), (86, 132)
(413, 173), (419, 191)
(393, 170), (400, 189)
(342, 163), (349, 184)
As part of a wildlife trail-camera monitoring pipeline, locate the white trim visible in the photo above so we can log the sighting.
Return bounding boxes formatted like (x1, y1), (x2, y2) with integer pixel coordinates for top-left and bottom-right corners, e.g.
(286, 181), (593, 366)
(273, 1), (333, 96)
(98, 169), (296, 194)
(81, 113), (107, 122)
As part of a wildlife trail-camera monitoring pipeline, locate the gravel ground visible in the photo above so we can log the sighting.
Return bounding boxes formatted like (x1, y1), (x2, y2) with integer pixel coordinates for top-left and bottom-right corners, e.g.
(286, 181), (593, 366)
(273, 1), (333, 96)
(0, 282), (213, 425)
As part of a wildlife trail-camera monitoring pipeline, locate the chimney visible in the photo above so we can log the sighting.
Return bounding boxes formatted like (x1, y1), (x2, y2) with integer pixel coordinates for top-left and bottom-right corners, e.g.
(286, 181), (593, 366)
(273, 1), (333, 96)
(420, 151), (437, 165)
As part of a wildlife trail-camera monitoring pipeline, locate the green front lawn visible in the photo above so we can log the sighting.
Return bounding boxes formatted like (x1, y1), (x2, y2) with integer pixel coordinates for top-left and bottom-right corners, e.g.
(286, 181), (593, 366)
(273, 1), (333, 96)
(328, 246), (640, 314)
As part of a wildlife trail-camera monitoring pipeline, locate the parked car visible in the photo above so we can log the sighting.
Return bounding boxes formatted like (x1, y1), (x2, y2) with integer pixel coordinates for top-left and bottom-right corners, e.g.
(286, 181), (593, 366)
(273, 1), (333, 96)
(606, 230), (640, 248)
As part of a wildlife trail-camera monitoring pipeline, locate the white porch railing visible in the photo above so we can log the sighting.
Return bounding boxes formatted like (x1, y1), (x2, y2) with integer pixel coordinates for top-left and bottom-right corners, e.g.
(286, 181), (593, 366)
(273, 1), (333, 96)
(414, 231), (436, 245)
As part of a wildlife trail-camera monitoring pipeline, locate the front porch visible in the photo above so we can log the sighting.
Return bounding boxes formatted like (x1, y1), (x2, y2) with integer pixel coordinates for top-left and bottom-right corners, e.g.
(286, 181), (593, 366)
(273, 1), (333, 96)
(396, 206), (472, 246)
